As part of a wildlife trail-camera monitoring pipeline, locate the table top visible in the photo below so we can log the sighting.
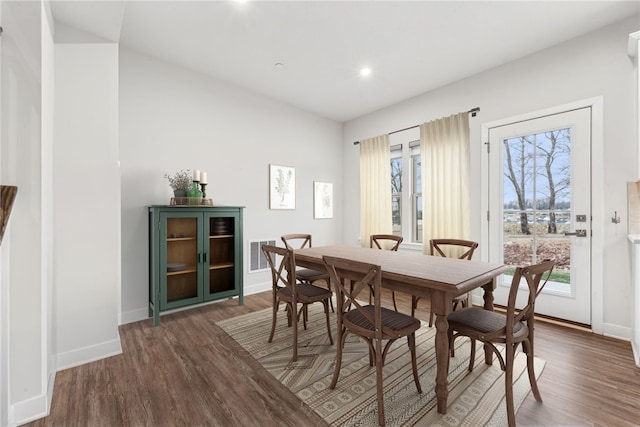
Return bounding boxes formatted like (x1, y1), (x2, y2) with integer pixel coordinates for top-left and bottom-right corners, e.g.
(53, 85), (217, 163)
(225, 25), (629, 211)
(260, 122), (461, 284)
(294, 245), (508, 297)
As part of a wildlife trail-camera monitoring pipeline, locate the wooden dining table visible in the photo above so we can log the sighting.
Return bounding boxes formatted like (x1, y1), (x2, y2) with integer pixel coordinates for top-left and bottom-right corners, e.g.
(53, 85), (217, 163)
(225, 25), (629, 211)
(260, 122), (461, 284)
(293, 245), (509, 414)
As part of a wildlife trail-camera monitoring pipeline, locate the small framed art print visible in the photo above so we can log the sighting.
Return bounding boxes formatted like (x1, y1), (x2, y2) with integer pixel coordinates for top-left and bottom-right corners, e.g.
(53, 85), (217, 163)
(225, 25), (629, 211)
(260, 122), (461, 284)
(269, 164), (296, 210)
(314, 181), (333, 219)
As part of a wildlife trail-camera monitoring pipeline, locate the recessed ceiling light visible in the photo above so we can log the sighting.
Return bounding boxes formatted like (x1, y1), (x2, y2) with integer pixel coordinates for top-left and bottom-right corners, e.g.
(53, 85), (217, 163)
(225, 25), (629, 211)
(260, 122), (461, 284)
(275, 62), (284, 70)
(360, 67), (372, 77)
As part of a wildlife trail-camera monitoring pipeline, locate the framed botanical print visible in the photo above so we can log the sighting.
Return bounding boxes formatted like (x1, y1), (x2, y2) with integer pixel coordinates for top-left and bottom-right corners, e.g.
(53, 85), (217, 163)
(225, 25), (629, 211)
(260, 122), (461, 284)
(269, 164), (296, 210)
(314, 181), (333, 219)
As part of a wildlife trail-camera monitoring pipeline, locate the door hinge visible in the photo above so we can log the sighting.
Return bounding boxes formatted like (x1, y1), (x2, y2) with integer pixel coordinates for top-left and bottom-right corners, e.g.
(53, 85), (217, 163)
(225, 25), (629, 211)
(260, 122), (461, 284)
(484, 141), (490, 153)
(486, 210), (490, 221)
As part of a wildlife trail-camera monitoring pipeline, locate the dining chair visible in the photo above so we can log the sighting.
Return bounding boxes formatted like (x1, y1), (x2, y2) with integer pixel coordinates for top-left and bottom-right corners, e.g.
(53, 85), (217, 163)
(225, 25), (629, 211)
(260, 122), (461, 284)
(262, 244), (333, 362)
(412, 238), (479, 326)
(323, 255), (422, 426)
(369, 234), (403, 311)
(281, 233), (333, 312)
(447, 259), (555, 427)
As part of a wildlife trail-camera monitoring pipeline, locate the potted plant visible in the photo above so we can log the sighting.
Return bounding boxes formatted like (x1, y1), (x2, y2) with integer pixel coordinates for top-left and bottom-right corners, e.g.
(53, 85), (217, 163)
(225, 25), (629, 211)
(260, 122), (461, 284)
(164, 169), (192, 197)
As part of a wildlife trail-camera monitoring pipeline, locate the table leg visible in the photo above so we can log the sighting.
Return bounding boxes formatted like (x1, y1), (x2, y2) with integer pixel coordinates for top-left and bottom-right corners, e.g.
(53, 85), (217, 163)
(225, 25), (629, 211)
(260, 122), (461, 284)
(432, 291), (450, 414)
(434, 312), (449, 413)
(482, 279), (495, 365)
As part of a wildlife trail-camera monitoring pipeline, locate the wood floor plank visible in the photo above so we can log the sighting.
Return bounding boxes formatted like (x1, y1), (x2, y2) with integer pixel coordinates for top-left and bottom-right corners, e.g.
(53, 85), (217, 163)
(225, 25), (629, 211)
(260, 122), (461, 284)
(23, 290), (640, 427)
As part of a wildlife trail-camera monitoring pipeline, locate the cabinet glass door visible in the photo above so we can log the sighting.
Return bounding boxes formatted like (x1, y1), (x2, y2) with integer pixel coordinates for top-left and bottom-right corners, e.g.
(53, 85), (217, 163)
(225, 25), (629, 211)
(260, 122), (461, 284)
(160, 212), (203, 309)
(205, 213), (237, 299)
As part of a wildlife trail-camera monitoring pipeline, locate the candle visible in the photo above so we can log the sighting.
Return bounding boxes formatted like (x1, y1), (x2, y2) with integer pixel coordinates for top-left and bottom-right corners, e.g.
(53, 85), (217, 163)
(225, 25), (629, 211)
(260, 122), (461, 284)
(193, 169), (200, 182)
(200, 172), (207, 184)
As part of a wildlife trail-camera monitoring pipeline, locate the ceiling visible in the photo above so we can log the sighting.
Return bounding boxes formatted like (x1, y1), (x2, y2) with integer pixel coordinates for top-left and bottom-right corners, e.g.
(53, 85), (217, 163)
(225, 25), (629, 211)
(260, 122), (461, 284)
(50, 1), (640, 122)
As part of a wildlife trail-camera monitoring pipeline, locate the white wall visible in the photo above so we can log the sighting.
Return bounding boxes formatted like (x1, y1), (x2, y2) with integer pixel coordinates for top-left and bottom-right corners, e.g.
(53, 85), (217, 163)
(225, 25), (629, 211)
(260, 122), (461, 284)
(343, 15), (639, 337)
(41, 0), (56, 418)
(1, 1), (6, 422)
(118, 48), (344, 323)
(53, 43), (122, 370)
(0, 0), (50, 424)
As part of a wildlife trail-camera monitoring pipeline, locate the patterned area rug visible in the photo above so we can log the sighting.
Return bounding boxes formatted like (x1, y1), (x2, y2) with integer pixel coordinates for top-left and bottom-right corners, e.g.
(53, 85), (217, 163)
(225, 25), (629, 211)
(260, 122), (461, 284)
(217, 303), (545, 426)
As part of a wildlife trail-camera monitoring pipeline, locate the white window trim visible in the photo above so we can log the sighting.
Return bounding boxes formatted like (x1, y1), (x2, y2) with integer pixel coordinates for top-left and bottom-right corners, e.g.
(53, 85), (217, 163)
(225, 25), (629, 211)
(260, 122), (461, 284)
(390, 128), (422, 245)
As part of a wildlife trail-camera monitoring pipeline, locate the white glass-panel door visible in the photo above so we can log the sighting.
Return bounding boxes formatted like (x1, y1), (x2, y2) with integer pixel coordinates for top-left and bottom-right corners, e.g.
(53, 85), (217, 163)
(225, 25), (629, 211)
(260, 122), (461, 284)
(487, 108), (591, 325)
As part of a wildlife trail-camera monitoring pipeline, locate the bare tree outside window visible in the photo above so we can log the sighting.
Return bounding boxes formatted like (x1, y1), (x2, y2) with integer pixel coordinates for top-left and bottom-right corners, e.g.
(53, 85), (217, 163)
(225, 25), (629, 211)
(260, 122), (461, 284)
(537, 129), (571, 234)
(502, 128), (571, 273)
(389, 140), (421, 241)
(504, 136), (534, 235)
(391, 157), (402, 234)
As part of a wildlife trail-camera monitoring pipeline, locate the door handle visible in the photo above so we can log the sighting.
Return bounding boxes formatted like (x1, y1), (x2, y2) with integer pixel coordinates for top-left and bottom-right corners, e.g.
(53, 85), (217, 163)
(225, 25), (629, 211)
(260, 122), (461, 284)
(564, 229), (587, 237)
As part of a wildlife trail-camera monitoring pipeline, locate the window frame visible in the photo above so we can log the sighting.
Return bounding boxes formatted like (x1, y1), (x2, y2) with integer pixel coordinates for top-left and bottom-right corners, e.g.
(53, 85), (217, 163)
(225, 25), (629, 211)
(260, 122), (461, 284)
(390, 128), (422, 246)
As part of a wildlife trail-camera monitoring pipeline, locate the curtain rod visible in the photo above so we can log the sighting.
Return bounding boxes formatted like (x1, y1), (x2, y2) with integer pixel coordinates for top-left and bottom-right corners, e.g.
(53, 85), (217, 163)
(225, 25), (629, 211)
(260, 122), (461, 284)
(353, 107), (480, 145)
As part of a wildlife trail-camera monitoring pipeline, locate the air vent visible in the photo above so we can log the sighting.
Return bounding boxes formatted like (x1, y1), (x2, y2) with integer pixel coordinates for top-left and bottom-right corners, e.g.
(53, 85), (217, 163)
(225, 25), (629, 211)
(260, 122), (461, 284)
(249, 239), (276, 272)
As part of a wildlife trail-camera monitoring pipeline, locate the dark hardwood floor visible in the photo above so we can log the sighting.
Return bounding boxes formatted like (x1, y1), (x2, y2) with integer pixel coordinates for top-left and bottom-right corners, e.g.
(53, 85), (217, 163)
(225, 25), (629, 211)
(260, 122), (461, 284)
(25, 290), (640, 427)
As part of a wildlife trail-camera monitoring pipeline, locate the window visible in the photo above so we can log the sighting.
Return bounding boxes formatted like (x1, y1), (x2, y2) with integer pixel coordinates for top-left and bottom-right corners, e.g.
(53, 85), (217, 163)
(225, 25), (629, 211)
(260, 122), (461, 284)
(390, 137), (422, 243)
(391, 148), (402, 235)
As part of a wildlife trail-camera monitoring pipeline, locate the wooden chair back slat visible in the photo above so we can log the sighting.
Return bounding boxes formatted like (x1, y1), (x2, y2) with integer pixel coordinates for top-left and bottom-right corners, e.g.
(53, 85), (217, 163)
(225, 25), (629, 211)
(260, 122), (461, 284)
(370, 234), (403, 251)
(281, 233), (313, 250)
(430, 238), (478, 260)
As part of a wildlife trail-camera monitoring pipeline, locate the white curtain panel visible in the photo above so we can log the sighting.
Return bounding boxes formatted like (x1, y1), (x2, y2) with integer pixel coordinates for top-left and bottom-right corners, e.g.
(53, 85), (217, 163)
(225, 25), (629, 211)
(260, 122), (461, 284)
(420, 112), (471, 254)
(360, 134), (392, 247)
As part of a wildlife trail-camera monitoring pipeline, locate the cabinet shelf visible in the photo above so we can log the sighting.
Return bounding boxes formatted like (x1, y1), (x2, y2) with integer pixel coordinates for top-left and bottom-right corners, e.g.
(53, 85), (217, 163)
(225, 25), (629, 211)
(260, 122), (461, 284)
(149, 205), (244, 326)
(210, 262), (234, 270)
(167, 267), (197, 276)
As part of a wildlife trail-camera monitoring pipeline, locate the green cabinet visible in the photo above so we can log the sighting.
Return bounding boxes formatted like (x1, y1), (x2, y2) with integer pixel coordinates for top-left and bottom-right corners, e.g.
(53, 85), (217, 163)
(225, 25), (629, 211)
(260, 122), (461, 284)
(148, 205), (244, 325)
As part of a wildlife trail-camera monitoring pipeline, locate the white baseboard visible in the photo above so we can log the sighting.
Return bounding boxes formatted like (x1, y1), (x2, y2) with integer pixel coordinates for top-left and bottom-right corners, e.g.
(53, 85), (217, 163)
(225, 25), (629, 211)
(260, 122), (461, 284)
(56, 336), (122, 371)
(120, 307), (149, 325)
(10, 391), (48, 426)
(119, 281), (272, 325)
(632, 340), (640, 367)
(9, 356), (58, 426)
(46, 367), (56, 415)
(243, 281), (270, 296)
(602, 322), (631, 341)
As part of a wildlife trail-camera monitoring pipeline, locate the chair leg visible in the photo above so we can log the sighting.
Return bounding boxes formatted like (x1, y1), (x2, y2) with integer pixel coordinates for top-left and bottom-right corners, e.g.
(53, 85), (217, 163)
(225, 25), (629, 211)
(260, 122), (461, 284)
(523, 339), (542, 401)
(286, 304), (293, 327)
(330, 328), (347, 389)
(428, 310), (434, 328)
(505, 344), (516, 427)
(323, 299), (333, 345)
(302, 304), (309, 330)
(374, 339), (385, 426)
(411, 296), (419, 317)
(268, 299), (279, 343)
(368, 343), (375, 367)
(292, 302), (298, 362)
(408, 333), (422, 393)
(468, 338), (476, 372)
(448, 329), (455, 358)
